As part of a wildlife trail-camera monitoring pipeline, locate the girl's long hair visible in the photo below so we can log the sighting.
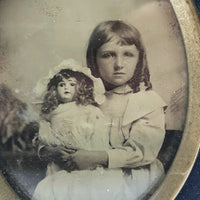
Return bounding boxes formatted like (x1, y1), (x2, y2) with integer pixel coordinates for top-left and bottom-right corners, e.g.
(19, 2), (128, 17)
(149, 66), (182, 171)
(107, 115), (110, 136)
(41, 69), (96, 115)
(86, 20), (152, 93)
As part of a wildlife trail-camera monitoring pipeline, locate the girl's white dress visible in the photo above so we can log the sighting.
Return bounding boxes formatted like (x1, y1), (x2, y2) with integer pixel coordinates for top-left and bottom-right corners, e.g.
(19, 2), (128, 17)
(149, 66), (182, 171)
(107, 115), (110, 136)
(100, 86), (167, 200)
(33, 87), (167, 200)
(33, 102), (130, 200)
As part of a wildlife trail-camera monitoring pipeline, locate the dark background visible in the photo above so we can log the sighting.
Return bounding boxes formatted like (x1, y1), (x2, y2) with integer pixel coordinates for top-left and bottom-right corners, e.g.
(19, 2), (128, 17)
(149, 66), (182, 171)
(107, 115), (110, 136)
(175, 1), (200, 199)
(194, 0), (200, 16)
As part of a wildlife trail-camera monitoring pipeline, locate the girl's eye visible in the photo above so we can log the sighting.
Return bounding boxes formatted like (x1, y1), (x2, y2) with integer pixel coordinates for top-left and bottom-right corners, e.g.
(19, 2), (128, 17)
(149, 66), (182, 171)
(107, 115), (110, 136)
(124, 52), (134, 57)
(70, 83), (76, 87)
(101, 52), (115, 59)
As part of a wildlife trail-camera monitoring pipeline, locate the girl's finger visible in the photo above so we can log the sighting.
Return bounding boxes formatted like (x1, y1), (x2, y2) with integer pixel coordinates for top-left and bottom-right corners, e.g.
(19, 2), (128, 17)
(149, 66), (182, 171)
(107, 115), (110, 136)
(61, 156), (68, 161)
(63, 148), (77, 153)
(59, 150), (70, 155)
(56, 146), (76, 153)
(62, 155), (73, 161)
(65, 146), (81, 151)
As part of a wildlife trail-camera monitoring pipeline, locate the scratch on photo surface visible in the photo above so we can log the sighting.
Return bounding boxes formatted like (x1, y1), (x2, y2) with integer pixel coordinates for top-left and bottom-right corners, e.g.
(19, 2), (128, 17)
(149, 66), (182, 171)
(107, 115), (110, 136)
(169, 86), (187, 113)
(33, 0), (63, 20)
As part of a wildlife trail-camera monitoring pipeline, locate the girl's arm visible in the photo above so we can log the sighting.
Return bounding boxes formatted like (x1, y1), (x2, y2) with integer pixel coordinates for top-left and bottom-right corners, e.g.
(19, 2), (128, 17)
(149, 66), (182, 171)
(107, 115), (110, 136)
(70, 107), (165, 170)
(107, 107), (165, 168)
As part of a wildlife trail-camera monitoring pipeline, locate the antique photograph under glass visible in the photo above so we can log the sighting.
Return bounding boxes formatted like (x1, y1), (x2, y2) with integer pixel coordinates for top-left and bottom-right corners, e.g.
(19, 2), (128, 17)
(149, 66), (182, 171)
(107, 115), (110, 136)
(0, 0), (199, 200)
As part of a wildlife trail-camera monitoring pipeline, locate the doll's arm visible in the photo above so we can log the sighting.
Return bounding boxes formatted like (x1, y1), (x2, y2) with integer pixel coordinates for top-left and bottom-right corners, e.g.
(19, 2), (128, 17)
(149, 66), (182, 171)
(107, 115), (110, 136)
(36, 120), (76, 163)
(107, 107), (165, 168)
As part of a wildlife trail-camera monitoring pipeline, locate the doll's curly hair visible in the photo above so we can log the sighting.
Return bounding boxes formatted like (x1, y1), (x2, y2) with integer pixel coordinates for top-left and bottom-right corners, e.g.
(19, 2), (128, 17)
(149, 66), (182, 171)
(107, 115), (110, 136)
(41, 69), (96, 115)
(86, 20), (152, 93)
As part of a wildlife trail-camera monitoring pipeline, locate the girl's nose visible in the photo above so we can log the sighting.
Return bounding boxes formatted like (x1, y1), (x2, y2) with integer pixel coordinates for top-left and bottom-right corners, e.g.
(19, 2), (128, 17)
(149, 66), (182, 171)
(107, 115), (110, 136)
(114, 56), (124, 70)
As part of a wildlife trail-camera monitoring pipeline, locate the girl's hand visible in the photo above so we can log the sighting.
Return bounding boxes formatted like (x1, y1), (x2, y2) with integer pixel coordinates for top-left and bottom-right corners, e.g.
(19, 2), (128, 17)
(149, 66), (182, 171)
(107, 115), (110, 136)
(62, 147), (77, 154)
(54, 147), (78, 171)
(51, 147), (76, 170)
(39, 145), (62, 162)
(39, 145), (74, 162)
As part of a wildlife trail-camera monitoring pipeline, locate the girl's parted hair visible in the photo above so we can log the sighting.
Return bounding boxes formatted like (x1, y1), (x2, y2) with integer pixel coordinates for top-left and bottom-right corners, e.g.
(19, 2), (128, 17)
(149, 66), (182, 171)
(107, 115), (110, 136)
(86, 20), (152, 93)
(41, 69), (96, 115)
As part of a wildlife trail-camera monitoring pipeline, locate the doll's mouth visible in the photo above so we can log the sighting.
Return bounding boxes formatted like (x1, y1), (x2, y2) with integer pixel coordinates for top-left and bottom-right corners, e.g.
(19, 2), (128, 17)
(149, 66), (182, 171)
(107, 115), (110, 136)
(64, 91), (70, 94)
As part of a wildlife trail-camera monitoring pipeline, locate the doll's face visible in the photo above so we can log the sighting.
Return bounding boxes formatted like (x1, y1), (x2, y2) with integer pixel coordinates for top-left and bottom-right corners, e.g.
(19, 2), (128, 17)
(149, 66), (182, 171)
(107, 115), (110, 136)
(57, 77), (77, 103)
(96, 37), (139, 89)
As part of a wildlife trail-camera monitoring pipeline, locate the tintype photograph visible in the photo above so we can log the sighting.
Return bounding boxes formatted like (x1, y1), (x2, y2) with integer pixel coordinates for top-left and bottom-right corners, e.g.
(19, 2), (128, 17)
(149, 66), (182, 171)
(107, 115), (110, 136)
(0, 0), (189, 199)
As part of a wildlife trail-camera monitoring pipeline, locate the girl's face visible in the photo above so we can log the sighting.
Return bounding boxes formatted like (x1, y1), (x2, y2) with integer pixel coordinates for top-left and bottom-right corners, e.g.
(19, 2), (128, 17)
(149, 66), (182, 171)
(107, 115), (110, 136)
(57, 77), (77, 103)
(96, 37), (139, 89)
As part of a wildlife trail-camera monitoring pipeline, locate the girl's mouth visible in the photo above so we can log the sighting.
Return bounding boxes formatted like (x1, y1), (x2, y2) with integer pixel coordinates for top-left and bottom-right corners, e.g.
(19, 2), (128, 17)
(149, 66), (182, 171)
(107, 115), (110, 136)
(113, 72), (125, 75)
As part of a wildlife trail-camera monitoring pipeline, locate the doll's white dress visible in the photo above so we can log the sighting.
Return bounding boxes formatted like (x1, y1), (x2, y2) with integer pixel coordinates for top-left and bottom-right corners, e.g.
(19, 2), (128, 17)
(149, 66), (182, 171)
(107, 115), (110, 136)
(33, 102), (130, 200)
(38, 102), (110, 152)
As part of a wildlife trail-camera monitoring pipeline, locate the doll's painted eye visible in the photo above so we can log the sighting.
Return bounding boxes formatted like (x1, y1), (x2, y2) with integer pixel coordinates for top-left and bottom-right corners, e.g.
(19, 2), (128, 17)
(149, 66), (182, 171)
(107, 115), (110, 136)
(70, 83), (76, 87)
(58, 82), (65, 87)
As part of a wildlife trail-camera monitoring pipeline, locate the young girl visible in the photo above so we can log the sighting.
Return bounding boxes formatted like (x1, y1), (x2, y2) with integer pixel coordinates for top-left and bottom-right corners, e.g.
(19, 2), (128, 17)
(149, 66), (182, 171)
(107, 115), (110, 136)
(33, 60), (131, 200)
(85, 20), (167, 199)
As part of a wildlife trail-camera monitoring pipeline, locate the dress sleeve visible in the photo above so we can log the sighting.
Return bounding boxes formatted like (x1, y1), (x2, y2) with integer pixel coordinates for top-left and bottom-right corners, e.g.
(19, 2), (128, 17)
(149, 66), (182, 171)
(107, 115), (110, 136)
(107, 107), (165, 169)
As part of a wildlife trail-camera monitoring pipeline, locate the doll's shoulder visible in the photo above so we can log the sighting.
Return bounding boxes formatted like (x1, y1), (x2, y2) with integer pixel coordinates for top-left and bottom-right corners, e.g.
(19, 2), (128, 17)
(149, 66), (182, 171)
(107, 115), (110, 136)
(82, 104), (106, 122)
(84, 104), (104, 115)
(51, 102), (79, 116)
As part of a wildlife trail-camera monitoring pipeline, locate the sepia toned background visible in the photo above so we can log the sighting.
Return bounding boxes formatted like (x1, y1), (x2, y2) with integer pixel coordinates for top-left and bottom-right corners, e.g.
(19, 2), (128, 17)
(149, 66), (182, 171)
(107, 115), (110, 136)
(0, 0), (194, 199)
(0, 0), (187, 130)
